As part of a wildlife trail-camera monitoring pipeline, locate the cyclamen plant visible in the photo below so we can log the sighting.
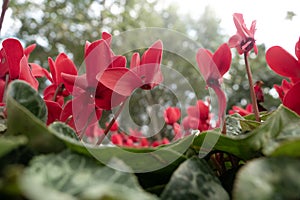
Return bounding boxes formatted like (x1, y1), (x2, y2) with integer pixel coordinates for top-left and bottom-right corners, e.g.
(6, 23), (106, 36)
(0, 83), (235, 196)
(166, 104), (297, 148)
(1, 7), (300, 199)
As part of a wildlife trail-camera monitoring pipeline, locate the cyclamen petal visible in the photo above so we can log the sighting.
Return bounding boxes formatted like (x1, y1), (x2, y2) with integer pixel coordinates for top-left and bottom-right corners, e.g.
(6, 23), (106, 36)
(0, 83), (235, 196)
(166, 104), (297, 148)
(45, 100), (62, 125)
(1, 38), (24, 79)
(19, 56), (39, 90)
(98, 67), (143, 97)
(283, 82), (300, 115)
(266, 46), (300, 78)
(212, 43), (232, 77)
(295, 37), (300, 61)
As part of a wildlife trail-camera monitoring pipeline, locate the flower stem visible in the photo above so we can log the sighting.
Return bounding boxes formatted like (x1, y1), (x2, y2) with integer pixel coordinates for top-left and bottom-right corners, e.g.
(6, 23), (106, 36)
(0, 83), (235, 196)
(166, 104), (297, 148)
(52, 83), (64, 102)
(244, 53), (260, 122)
(1, 74), (9, 103)
(0, 0), (9, 34)
(96, 98), (127, 145)
(79, 109), (95, 140)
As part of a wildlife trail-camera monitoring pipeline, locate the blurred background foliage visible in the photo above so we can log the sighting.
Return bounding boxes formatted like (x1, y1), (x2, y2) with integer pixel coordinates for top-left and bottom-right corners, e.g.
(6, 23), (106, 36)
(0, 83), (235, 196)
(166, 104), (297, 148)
(4, 0), (282, 126)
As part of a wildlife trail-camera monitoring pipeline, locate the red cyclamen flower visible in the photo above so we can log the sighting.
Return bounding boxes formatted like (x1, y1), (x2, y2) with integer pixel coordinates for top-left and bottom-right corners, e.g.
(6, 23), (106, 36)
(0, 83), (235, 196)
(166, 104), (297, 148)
(164, 106), (181, 125)
(266, 37), (300, 115)
(196, 43), (232, 126)
(98, 40), (163, 97)
(182, 100), (210, 132)
(62, 32), (127, 110)
(0, 38), (47, 103)
(229, 104), (252, 116)
(266, 37), (300, 84)
(228, 13), (258, 55)
(44, 53), (78, 105)
(0, 39), (39, 87)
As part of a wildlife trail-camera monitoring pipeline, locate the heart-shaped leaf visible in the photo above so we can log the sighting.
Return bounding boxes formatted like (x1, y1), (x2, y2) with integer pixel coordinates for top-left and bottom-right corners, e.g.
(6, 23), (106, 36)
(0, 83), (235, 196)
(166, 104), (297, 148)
(233, 157), (300, 199)
(5, 80), (65, 153)
(160, 156), (229, 200)
(49, 122), (194, 173)
(19, 150), (158, 200)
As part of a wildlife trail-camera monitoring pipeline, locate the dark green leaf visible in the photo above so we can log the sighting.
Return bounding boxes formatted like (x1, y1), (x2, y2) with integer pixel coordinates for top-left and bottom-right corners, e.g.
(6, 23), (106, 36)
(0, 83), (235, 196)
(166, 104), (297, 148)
(49, 122), (194, 173)
(160, 157), (229, 200)
(0, 136), (27, 158)
(192, 105), (300, 160)
(225, 114), (245, 136)
(19, 150), (158, 200)
(50, 122), (79, 141)
(5, 80), (65, 153)
(6, 80), (47, 122)
(233, 157), (300, 200)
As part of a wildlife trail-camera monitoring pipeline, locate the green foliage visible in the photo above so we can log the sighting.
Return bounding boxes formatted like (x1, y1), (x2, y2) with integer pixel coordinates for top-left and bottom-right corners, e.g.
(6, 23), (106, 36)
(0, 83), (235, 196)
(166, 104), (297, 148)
(233, 157), (300, 200)
(193, 105), (300, 160)
(50, 121), (193, 173)
(0, 136), (27, 158)
(1, 69), (300, 199)
(19, 150), (158, 200)
(161, 157), (229, 200)
(6, 80), (64, 153)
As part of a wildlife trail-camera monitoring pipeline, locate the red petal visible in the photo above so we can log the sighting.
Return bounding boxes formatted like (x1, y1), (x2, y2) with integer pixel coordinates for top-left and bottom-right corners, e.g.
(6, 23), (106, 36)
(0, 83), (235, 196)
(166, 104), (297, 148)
(43, 85), (65, 106)
(64, 95), (102, 132)
(54, 53), (77, 84)
(130, 52), (140, 68)
(295, 37), (300, 61)
(228, 34), (241, 48)
(102, 32), (112, 46)
(48, 57), (56, 83)
(98, 67), (142, 96)
(212, 86), (227, 126)
(197, 100), (210, 121)
(19, 56), (39, 90)
(164, 107), (181, 125)
(196, 48), (220, 81)
(45, 100), (62, 125)
(108, 56), (126, 68)
(283, 82), (300, 115)
(24, 44), (36, 59)
(1, 38), (24, 79)
(266, 46), (300, 78)
(85, 39), (113, 86)
(233, 13), (247, 39)
(141, 40), (163, 65)
(212, 43), (232, 76)
(30, 63), (52, 81)
(94, 84), (125, 110)
(61, 73), (87, 95)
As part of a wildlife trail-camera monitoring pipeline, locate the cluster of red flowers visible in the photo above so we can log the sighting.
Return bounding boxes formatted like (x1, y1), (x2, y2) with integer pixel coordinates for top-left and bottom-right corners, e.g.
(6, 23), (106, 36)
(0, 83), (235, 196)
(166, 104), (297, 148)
(1, 12), (300, 148)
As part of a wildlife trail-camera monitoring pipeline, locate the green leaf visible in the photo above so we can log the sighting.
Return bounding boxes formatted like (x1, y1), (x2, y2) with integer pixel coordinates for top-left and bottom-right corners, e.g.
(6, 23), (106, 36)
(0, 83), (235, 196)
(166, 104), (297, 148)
(49, 122), (194, 173)
(160, 157), (229, 200)
(19, 150), (158, 200)
(6, 80), (47, 122)
(192, 105), (300, 160)
(225, 114), (243, 136)
(6, 80), (65, 153)
(233, 157), (300, 200)
(0, 136), (27, 158)
(226, 114), (261, 136)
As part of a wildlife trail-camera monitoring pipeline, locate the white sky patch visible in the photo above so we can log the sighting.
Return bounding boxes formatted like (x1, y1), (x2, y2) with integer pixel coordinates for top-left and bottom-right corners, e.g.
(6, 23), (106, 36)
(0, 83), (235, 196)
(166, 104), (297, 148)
(162, 0), (300, 55)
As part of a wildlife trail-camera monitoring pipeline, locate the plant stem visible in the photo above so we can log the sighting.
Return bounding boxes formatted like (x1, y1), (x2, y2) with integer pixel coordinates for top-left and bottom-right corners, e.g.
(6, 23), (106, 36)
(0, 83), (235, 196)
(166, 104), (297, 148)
(244, 53), (260, 122)
(1, 74), (9, 103)
(0, 0), (9, 34)
(79, 109), (96, 140)
(96, 98), (127, 145)
(52, 83), (64, 102)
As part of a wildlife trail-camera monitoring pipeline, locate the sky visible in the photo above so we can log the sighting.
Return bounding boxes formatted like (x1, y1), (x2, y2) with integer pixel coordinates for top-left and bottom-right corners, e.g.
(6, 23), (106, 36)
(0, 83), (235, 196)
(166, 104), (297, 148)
(161, 0), (300, 55)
